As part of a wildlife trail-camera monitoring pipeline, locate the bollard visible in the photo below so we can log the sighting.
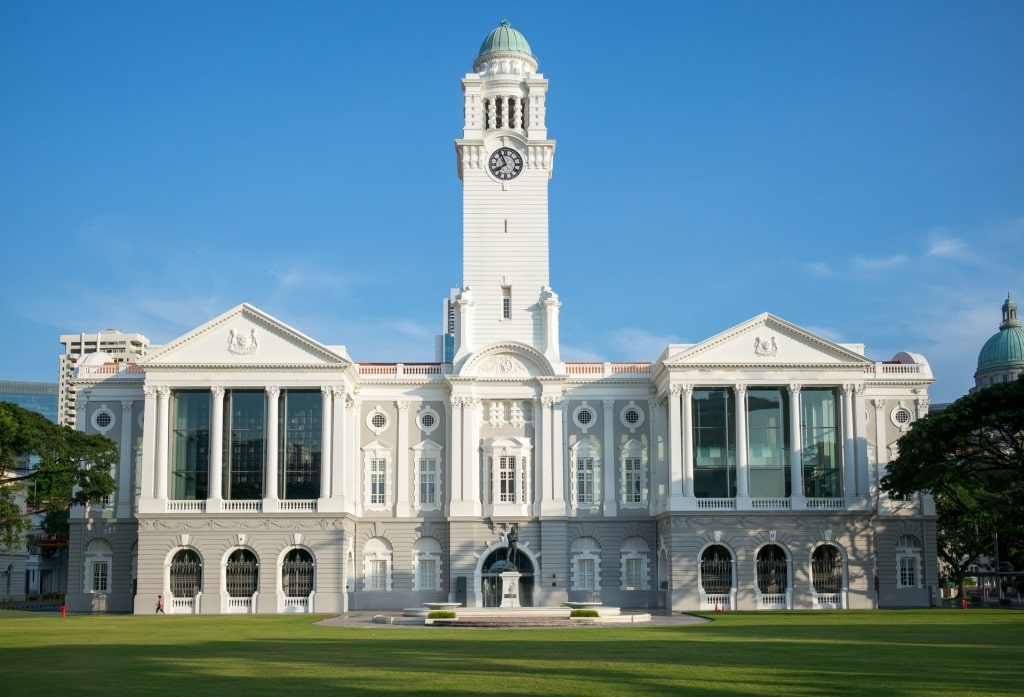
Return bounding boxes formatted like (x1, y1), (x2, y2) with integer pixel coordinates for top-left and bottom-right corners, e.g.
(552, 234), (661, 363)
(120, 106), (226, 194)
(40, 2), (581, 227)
(60, 604), (67, 618)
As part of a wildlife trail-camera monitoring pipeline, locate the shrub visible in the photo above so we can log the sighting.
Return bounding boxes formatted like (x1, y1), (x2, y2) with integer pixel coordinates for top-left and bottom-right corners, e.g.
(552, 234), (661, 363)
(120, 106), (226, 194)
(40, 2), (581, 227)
(570, 609), (599, 618)
(428, 611), (457, 619)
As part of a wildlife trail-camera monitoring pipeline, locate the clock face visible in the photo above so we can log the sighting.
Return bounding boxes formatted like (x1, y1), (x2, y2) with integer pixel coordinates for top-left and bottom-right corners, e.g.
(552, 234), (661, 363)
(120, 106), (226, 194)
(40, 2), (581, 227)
(488, 147), (524, 180)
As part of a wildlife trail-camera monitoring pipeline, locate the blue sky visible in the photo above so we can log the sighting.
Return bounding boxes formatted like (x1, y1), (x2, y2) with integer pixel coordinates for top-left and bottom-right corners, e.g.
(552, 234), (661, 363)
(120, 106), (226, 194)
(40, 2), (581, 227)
(1, 1), (1021, 404)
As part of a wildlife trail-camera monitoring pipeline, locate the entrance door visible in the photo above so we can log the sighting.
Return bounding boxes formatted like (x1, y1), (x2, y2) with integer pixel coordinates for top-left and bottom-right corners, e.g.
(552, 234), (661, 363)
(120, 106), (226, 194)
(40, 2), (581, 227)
(480, 549), (534, 607)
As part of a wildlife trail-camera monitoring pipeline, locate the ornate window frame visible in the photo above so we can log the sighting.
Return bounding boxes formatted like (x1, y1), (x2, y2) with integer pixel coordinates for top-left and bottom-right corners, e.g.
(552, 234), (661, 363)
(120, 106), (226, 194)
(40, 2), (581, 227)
(416, 405), (440, 435)
(365, 406), (391, 435)
(895, 534), (923, 589)
(620, 439), (648, 508)
(362, 537), (393, 592)
(362, 440), (392, 510)
(483, 437), (532, 512)
(620, 401), (645, 433)
(570, 536), (602, 592)
(413, 537), (443, 592)
(570, 436), (601, 509)
(412, 440), (444, 511)
(620, 537), (651, 591)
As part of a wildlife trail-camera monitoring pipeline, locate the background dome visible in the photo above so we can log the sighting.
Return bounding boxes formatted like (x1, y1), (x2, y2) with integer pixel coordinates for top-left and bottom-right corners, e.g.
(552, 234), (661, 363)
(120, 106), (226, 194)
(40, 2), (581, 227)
(478, 20), (533, 58)
(977, 294), (1024, 371)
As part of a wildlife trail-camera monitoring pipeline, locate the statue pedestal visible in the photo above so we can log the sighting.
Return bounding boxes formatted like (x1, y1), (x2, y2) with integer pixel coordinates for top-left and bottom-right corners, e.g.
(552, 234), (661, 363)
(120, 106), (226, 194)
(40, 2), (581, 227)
(499, 571), (522, 608)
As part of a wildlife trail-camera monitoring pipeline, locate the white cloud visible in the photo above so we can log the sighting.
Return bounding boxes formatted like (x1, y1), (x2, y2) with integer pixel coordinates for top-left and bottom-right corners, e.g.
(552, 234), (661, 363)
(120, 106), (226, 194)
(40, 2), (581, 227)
(853, 254), (907, 270)
(804, 261), (834, 277)
(608, 327), (680, 360)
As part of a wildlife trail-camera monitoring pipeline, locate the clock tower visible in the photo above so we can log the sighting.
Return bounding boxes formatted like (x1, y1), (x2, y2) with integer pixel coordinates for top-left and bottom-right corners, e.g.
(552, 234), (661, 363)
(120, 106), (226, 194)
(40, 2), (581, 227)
(452, 20), (560, 368)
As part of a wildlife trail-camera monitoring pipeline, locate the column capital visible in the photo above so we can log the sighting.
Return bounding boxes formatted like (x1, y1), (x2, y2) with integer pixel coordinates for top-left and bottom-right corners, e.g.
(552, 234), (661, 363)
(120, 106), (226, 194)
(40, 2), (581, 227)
(121, 399), (134, 412)
(396, 400), (409, 412)
(602, 399), (615, 411)
(788, 383), (802, 395)
(144, 386), (158, 398)
(156, 386), (171, 398)
(873, 398), (886, 411)
(735, 384), (747, 397)
(211, 385), (225, 398)
(265, 385), (280, 398)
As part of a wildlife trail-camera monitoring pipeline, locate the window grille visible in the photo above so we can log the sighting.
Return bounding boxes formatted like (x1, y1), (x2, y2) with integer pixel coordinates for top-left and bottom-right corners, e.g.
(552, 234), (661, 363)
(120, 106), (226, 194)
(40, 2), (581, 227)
(170, 550), (203, 598)
(700, 545), (732, 594)
(756, 545), (788, 593)
(811, 546), (843, 594)
(225, 550), (259, 597)
(282, 549), (314, 597)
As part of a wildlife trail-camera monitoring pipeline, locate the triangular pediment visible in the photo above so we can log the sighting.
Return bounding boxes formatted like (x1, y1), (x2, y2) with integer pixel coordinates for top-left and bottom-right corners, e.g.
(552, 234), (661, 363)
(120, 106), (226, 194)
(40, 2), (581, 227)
(664, 313), (871, 368)
(141, 303), (349, 369)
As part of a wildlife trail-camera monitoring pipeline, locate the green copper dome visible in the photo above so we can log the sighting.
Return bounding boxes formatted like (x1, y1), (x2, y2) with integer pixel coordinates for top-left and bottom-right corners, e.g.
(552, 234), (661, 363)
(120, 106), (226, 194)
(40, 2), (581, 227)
(977, 294), (1024, 371)
(478, 20), (533, 58)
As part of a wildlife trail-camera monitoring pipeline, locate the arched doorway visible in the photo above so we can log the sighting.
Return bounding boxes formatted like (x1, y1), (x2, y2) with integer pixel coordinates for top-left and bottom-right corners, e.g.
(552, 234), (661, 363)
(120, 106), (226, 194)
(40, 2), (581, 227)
(481, 548), (535, 607)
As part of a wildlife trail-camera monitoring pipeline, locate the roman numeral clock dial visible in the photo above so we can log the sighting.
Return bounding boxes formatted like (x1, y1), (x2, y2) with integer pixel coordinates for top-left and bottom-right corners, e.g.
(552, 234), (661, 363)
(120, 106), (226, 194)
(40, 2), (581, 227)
(488, 147), (524, 180)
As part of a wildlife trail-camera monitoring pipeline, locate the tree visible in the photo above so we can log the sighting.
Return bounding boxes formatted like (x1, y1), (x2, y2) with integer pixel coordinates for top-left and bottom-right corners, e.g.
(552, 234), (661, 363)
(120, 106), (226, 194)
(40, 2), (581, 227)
(881, 376), (1024, 595)
(0, 401), (118, 553)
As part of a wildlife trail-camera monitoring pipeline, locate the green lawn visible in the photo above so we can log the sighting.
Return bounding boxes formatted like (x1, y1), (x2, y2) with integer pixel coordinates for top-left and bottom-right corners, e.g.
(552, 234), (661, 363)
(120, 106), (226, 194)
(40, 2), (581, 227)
(1, 609), (1021, 696)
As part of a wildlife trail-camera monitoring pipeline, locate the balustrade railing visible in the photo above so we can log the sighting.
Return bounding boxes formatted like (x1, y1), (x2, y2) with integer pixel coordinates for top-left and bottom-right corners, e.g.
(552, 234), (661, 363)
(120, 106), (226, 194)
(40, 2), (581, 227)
(279, 499), (318, 512)
(167, 500), (206, 512)
(806, 498), (844, 510)
(751, 498), (790, 510)
(696, 498), (736, 510)
(223, 500), (262, 512)
(759, 593), (787, 609)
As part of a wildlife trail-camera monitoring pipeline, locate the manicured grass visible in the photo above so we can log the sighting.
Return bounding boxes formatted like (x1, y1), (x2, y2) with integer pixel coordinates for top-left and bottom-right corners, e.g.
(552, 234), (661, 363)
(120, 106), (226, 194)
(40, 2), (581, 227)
(1, 610), (1021, 696)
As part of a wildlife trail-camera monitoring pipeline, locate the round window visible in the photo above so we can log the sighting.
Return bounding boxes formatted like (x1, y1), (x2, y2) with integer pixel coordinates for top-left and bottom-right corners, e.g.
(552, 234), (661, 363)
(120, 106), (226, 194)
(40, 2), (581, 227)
(578, 409), (593, 425)
(96, 412), (112, 428)
(624, 409), (640, 424)
(894, 408), (912, 425)
(371, 413), (387, 429)
(421, 412), (436, 428)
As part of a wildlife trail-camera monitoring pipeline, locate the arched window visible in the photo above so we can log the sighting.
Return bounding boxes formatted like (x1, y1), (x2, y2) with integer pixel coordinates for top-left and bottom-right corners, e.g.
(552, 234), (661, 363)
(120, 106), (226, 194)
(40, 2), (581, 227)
(413, 537), (443, 592)
(282, 549), (315, 597)
(362, 538), (392, 592)
(84, 539), (112, 594)
(225, 549), (258, 597)
(756, 544), (788, 594)
(700, 544), (733, 594)
(570, 537), (601, 593)
(811, 545), (843, 594)
(620, 537), (650, 591)
(170, 549), (202, 598)
(896, 535), (922, 588)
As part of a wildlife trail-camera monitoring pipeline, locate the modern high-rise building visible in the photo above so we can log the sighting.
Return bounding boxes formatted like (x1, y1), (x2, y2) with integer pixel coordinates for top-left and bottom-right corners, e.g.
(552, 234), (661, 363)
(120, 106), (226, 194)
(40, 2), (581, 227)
(0, 380), (58, 423)
(66, 21), (938, 615)
(58, 331), (149, 427)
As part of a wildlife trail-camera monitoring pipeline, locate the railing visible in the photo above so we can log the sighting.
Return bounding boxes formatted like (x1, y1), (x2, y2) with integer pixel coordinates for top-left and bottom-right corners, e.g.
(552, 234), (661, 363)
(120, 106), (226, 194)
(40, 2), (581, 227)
(167, 500), (206, 512)
(696, 498), (736, 510)
(34, 533), (68, 548)
(704, 593), (731, 610)
(171, 597), (195, 614)
(565, 362), (652, 377)
(283, 596), (309, 613)
(226, 597), (253, 613)
(279, 499), (317, 512)
(866, 362), (926, 377)
(752, 498), (790, 510)
(75, 363), (145, 378)
(358, 363), (449, 376)
(816, 593), (842, 608)
(759, 593), (787, 609)
(806, 498), (845, 510)
(223, 500), (262, 512)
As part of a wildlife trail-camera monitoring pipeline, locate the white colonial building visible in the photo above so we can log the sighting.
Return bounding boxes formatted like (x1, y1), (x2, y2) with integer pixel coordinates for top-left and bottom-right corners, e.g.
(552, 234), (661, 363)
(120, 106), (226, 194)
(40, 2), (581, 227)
(65, 21), (938, 615)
